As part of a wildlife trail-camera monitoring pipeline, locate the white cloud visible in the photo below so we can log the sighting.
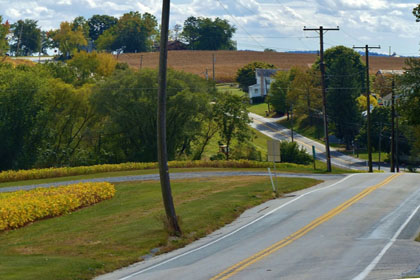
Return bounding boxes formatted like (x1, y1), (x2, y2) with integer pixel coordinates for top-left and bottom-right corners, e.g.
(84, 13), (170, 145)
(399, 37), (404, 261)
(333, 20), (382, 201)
(0, 0), (419, 55)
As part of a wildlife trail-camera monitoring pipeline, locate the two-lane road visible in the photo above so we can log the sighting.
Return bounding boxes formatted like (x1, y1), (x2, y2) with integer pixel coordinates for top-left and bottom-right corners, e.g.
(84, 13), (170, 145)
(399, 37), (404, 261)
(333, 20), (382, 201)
(249, 113), (381, 172)
(97, 173), (420, 280)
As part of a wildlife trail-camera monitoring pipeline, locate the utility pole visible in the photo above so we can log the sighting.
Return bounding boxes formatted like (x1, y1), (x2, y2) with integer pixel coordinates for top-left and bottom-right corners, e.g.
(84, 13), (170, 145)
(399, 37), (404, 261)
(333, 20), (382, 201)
(290, 104), (294, 142)
(212, 53), (216, 81)
(157, 0), (181, 236)
(391, 78), (395, 172)
(396, 108), (400, 172)
(140, 55), (143, 70)
(16, 23), (24, 57)
(378, 121), (382, 171)
(303, 26), (339, 172)
(353, 45), (380, 173)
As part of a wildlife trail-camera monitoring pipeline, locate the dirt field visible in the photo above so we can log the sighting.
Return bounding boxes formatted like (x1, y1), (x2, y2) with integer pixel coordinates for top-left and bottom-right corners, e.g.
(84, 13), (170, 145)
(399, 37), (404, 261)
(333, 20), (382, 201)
(116, 50), (408, 82)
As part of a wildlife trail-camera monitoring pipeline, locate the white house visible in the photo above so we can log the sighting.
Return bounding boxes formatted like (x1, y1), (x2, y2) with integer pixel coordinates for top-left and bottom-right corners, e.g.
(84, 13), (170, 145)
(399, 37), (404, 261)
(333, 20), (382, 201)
(248, 69), (282, 102)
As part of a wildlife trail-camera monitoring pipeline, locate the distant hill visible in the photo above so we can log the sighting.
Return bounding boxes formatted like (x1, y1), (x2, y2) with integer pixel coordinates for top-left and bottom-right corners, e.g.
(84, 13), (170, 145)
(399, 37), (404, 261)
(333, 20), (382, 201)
(117, 50), (408, 83)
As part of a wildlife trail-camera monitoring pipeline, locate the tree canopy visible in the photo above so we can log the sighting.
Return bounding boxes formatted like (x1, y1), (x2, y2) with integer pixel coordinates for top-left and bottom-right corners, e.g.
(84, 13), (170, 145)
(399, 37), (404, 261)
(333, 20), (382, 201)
(322, 46), (365, 149)
(0, 16), (9, 55)
(96, 12), (157, 53)
(10, 19), (41, 56)
(181, 16), (236, 50)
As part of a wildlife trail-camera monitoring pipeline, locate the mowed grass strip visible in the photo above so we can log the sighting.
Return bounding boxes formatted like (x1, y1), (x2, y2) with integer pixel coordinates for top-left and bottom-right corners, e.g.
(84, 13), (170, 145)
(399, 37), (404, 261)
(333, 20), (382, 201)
(0, 163), (351, 189)
(0, 176), (321, 280)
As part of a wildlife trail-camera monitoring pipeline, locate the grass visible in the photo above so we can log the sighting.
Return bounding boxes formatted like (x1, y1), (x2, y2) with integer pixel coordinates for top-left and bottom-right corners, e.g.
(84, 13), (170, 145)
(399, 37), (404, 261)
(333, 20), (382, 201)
(0, 176), (321, 280)
(279, 116), (324, 142)
(342, 151), (388, 162)
(248, 102), (276, 117)
(216, 84), (246, 97)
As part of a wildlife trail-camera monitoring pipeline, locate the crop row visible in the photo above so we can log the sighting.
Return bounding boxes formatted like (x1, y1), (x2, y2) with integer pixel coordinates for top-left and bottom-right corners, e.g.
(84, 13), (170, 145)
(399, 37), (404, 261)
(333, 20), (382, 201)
(0, 160), (301, 183)
(0, 182), (115, 231)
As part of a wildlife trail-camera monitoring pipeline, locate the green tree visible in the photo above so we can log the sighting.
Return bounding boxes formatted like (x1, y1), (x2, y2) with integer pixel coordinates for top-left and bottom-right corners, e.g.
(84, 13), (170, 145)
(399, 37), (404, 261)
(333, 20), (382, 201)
(0, 16), (9, 55)
(10, 19), (41, 56)
(91, 68), (212, 162)
(96, 12), (158, 53)
(413, 4), (420, 21)
(181, 16), (236, 50)
(53, 21), (87, 57)
(268, 70), (290, 115)
(322, 46), (365, 149)
(67, 51), (117, 85)
(0, 64), (50, 170)
(214, 93), (250, 160)
(87, 15), (118, 41)
(72, 16), (90, 39)
(235, 61), (275, 93)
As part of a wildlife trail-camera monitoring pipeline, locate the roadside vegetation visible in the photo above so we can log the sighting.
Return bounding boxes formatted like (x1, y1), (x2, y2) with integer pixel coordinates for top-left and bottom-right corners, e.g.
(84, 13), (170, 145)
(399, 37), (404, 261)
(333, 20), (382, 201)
(0, 182), (115, 231)
(0, 176), (321, 280)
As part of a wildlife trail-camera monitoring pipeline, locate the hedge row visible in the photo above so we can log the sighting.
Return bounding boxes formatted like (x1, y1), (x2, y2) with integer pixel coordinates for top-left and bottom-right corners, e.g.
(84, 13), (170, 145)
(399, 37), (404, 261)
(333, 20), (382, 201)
(0, 182), (115, 231)
(0, 160), (302, 183)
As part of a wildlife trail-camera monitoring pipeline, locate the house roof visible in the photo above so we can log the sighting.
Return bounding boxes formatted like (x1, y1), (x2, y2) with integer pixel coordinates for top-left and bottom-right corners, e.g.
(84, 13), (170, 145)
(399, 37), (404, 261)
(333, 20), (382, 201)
(255, 68), (282, 77)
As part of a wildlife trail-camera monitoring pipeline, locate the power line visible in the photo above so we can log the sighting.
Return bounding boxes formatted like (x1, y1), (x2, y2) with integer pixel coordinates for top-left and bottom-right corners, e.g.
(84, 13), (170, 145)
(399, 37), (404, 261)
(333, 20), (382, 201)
(215, 0), (266, 50)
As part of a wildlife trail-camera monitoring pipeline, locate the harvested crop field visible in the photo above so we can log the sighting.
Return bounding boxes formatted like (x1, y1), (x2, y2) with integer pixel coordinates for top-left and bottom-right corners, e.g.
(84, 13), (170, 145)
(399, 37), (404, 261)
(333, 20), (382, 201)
(116, 50), (408, 82)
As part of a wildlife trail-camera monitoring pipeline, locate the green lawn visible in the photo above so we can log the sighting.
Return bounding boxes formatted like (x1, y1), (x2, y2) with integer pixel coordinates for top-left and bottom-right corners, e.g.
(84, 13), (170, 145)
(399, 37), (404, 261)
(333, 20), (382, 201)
(0, 176), (321, 280)
(216, 84), (246, 97)
(279, 117), (324, 142)
(342, 151), (389, 162)
(248, 102), (273, 117)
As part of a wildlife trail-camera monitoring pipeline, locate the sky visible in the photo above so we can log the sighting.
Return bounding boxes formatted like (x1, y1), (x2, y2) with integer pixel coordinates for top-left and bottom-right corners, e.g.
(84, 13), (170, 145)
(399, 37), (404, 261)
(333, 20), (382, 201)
(1, 0), (420, 56)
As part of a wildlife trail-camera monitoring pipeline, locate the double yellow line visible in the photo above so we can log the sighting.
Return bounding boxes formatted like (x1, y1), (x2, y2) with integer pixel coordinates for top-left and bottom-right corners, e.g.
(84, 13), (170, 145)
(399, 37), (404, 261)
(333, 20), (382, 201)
(210, 174), (401, 280)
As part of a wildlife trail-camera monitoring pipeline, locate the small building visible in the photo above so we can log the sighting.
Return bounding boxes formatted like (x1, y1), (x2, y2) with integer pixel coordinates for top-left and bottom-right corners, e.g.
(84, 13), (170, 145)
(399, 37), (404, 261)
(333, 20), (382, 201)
(375, 69), (405, 107)
(248, 69), (283, 103)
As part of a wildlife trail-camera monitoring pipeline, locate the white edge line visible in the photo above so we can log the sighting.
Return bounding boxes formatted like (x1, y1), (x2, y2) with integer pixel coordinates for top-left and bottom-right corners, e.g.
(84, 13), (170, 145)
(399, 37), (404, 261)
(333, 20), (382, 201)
(352, 204), (420, 280)
(118, 173), (359, 280)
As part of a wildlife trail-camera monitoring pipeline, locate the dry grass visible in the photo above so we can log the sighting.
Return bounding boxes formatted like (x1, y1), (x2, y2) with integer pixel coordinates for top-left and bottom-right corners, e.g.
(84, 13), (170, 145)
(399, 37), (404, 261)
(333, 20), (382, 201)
(0, 56), (35, 67)
(116, 50), (408, 82)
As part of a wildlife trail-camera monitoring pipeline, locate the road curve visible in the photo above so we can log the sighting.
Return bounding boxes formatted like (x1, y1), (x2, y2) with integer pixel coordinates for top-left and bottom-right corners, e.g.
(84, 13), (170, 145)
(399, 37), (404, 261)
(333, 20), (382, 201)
(249, 113), (382, 172)
(96, 173), (420, 280)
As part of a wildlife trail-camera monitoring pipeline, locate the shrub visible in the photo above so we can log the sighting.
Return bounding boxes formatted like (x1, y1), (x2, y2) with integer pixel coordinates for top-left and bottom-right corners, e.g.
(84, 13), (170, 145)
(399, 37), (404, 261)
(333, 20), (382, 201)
(279, 141), (313, 165)
(0, 182), (115, 231)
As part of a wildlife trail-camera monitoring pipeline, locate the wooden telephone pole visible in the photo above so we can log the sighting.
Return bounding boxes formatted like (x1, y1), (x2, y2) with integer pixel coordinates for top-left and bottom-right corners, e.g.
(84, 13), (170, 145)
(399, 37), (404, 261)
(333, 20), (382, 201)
(353, 45), (380, 173)
(157, 0), (181, 236)
(303, 26), (339, 172)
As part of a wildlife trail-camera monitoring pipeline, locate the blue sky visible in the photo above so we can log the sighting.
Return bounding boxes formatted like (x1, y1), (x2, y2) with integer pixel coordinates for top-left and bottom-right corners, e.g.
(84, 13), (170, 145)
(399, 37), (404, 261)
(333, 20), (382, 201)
(1, 0), (420, 56)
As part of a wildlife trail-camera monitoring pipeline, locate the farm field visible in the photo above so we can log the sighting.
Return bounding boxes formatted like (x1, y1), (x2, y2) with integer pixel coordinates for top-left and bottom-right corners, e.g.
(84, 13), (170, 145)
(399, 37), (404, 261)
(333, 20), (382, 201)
(116, 50), (408, 82)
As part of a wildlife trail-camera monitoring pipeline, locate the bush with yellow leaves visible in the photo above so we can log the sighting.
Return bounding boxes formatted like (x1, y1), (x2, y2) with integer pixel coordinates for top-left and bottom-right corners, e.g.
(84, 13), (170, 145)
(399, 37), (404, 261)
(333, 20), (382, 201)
(0, 182), (115, 231)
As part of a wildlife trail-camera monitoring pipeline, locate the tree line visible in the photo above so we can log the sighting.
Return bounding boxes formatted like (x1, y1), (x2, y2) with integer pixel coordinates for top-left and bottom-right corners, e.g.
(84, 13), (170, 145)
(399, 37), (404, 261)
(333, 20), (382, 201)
(0, 52), (256, 171)
(0, 13), (236, 57)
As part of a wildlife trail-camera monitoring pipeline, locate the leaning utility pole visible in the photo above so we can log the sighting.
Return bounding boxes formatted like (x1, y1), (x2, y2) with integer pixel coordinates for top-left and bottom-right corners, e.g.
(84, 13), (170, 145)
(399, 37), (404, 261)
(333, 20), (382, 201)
(303, 26), (339, 172)
(353, 45), (380, 173)
(157, 0), (182, 236)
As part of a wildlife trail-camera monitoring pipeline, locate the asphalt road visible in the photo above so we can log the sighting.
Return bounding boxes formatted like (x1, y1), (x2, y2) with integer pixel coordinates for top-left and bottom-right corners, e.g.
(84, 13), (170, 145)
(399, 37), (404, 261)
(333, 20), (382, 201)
(249, 113), (386, 172)
(96, 173), (420, 280)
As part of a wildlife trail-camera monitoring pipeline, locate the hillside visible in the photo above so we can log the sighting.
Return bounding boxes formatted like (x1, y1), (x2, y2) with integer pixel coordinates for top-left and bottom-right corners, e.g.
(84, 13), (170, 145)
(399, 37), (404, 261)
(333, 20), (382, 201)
(116, 50), (408, 82)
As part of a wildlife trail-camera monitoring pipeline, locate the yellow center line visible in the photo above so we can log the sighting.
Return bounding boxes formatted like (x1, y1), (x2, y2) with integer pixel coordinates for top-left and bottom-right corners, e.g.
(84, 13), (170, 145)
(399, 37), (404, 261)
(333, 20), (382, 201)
(210, 174), (401, 280)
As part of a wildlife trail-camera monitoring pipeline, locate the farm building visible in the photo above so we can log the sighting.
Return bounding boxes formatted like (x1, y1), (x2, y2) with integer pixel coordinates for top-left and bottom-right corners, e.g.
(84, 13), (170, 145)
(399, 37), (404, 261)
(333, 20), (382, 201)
(248, 69), (283, 103)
